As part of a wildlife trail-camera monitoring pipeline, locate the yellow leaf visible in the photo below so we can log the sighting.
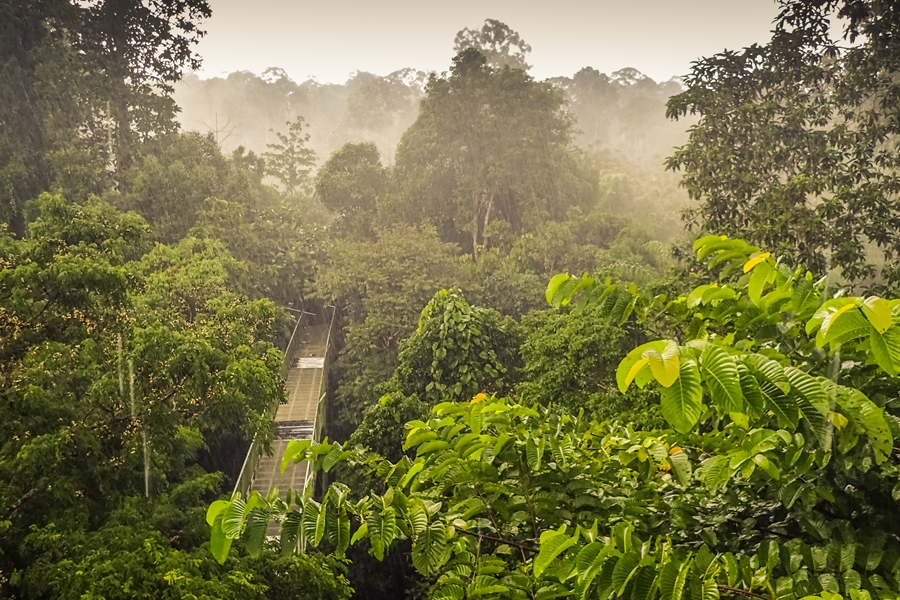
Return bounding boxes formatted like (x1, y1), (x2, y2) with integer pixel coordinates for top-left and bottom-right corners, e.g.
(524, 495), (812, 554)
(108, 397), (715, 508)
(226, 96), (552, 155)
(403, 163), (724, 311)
(623, 357), (650, 391)
(645, 340), (680, 388)
(471, 393), (488, 404)
(830, 412), (849, 430)
(743, 252), (771, 273)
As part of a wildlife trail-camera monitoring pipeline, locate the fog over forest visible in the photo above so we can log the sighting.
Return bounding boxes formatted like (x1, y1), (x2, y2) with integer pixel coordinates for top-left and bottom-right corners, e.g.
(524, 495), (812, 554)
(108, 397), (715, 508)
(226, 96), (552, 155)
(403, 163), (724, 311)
(4, 3), (900, 600)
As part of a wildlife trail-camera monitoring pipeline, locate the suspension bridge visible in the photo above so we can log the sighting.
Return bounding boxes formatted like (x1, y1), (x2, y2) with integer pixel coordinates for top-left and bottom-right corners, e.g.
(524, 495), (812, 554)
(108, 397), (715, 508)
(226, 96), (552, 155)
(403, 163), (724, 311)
(233, 306), (336, 518)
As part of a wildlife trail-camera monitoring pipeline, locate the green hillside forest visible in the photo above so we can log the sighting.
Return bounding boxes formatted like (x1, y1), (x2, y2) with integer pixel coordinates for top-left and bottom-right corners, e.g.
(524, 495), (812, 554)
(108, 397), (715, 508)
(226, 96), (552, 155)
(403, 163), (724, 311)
(4, 2), (900, 599)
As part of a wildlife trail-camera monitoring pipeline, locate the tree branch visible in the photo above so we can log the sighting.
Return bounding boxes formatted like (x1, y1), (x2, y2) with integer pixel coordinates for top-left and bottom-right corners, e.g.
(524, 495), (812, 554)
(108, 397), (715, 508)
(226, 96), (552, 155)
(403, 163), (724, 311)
(456, 528), (538, 554)
(718, 585), (773, 600)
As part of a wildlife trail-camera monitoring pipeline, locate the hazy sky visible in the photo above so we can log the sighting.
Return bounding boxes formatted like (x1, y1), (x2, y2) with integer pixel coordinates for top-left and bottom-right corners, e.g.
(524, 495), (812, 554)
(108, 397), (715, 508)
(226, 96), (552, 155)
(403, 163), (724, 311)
(194, 0), (780, 84)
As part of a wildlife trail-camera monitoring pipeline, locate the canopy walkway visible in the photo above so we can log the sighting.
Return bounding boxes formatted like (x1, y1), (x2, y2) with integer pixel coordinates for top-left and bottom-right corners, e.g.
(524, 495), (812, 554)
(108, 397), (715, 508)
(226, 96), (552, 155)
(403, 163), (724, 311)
(233, 307), (336, 524)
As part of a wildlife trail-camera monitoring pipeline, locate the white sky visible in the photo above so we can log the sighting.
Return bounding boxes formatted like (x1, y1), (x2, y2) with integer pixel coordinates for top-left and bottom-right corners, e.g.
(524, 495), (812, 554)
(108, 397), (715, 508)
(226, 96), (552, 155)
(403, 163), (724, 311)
(193, 0), (780, 84)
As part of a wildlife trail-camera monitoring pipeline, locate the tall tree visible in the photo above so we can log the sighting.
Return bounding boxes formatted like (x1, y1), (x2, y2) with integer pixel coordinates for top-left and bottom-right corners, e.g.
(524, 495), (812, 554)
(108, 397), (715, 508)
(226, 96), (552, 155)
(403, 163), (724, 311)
(264, 116), (318, 197)
(390, 49), (597, 258)
(453, 19), (532, 71)
(667, 0), (900, 290)
(0, 0), (211, 234)
(316, 141), (386, 236)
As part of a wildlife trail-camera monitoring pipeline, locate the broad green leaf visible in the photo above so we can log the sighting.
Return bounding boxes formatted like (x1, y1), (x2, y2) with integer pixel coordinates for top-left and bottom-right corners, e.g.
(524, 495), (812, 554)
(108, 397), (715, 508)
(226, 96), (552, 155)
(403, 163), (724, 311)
(753, 454), (780, 480)
(834, 387), (893, 463)
(630, 566), (656, 600)
(760, 381), (800, 430)
(574, 543), (614, 600)
(646, 341), (681, 388)
(807, 298), (859, 335)
(206, 500), (229, 526)
(748, 260), (774, 305)
(210, 512), (233, 564)
(747, 356), (790, 393)
(617, 341), (669, 393)
(700, 345), (743, 413)
(350, 521), (368, 545)
(527, 437), (544, 471)
(412, 520), (451, 576)
(326, 508), (352, 555)
(868, 324), (900, 376)
(784, 368), (829, 417)
(862, 296), (892, 333)
(535, 526), (576, 578)
(791, 272), (818, 315)
(301, 499), (321, 547)
(221, 497), (246, 539)
(820, 305), (869, 347)
(701, 577), (720, 600)
(693, 234), (728, 252)
(660, 360), (703, 433)
(281, 439), (312, 473)
(244, 508), (270, 557)
(612, 551), (642, 595)
(669, 449), (692, 485)
(737, 364), (764, 416)
(623, 357), (651, 391)
(367, 504), (398, 561)
(546, 274), (572, 306)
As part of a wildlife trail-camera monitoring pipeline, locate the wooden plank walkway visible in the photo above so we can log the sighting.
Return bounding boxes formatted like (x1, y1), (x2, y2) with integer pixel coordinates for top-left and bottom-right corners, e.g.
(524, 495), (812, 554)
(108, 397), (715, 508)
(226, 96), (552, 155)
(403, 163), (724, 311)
(251, 323), (329, 517)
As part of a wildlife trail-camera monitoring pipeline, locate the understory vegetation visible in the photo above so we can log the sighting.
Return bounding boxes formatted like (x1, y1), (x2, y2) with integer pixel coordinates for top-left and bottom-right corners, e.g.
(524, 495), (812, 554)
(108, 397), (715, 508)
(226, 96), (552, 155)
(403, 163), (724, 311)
(4, 2), (900, 599)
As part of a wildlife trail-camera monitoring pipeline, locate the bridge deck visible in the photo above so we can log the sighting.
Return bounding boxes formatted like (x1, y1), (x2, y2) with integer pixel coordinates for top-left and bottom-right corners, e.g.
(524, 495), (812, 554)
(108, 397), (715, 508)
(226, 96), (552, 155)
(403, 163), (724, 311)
(251, 323), (329, 518)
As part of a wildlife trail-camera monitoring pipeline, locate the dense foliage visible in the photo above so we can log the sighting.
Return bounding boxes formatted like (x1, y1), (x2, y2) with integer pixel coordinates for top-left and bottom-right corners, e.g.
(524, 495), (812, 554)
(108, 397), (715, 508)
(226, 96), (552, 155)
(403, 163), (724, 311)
(212, 237), (900, 600)
(669, 0), (900, 289)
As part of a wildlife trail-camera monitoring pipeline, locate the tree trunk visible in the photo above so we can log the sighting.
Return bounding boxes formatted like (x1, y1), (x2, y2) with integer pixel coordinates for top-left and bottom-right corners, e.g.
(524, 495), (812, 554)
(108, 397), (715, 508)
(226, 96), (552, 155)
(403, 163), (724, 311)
(482, 192), (494, 250)
(472, 192), (480, 261)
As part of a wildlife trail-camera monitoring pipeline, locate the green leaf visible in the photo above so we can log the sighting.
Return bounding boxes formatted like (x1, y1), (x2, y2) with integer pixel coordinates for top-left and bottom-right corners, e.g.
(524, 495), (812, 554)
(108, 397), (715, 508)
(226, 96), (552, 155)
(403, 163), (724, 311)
(221, 497), (246, 539)
(753, 454), (780, 480)
(737, 364), (764, 416)
(700, 345), (743, 414)
(760, 381), (800, 430)
(574, 543), (614, 600)
(669, 449), (693, 486)
(784, 368), (830, 417)
(820, 305), (869, 347)
(660, 359), (703, 433)
(862, 296), (892, 333)
(613, 551), (642, 595)
(546, 274), (572, 306)
(206, 500), (229, 527)
(281, 439), (312, 473)
(617, 341), (669, 393)
(350, 521), (368, 546)
(244, 508), (270, 557)
(701, 578), (720, 600)
(412, 520), (451, 576)
(210, 512), (233, 565)
(647, 340), (681, 388)
(326, 508), (352, 555)
(322, 443), (349, 472)
(367, 503), (398, 561)
(301, 500), (321, 547)
(834, 388), (893, 464)
(631, 567), (656, 600)
(748, 260), (773, 305)
(527, 437), (545, 471)
(868, 324), (900, 376)
(791, 272), (818, 314)
(535, 526), (576, 578)
(748, 356), (790, 393)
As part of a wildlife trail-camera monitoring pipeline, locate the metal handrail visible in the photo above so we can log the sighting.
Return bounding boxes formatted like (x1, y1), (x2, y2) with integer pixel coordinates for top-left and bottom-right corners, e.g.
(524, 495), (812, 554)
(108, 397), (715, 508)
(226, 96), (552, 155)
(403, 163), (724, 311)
(303, 305), (337, 493)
